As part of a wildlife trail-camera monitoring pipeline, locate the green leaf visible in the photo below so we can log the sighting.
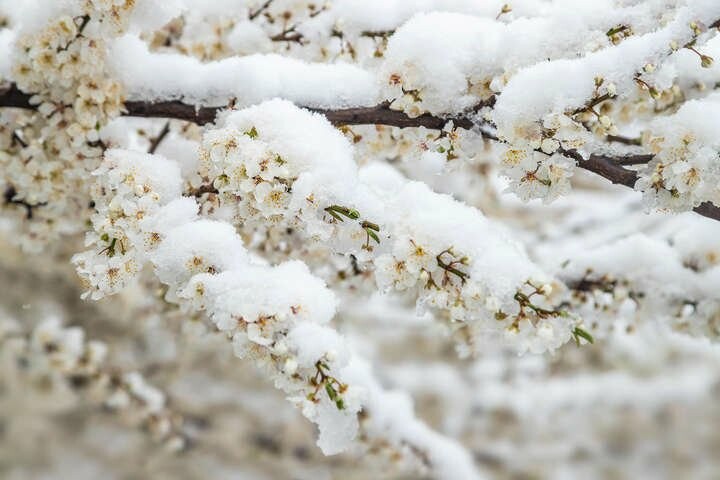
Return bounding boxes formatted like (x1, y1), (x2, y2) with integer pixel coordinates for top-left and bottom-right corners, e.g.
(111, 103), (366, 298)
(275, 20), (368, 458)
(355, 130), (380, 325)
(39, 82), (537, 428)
(325, 382), (337, 401)
(326, 209), (344, 222)
(366, 228), (380, 244)
(573, 326), (594, 346)
(361, 221), (380, 232)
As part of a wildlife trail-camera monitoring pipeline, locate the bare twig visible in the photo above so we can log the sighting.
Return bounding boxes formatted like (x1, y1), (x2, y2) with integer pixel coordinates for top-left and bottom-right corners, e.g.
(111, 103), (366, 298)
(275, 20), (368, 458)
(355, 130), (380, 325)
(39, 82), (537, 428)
(360, 30), (395, 38)
(248, 0), (274, 20)
(270, 26), (304, 43)
(148, 121), (170, 154)
(3, 186), (46, 219)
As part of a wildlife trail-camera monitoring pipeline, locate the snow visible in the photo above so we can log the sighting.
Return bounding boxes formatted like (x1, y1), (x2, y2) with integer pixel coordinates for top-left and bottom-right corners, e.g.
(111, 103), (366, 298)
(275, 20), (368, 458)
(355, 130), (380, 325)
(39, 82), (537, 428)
(0, 29), (14, 79)
(287, 322), (349, 369)
(0, 0), (78, 33)
(101, 149), (183, 204)
(109, 35), (379, 108)
(152, 219), (249, 286)
(343, 356), (483, 479)
(305, 0), (550, 35)
(637, 93), (720, 210)
(216, 98), (359, 199)
(379, 0), (680, 115)
(494, 1), (720, 145)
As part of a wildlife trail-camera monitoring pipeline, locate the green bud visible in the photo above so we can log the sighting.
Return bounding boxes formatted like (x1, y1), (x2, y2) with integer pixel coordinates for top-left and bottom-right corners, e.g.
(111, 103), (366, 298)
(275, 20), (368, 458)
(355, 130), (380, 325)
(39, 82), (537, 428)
(244, 126), (258, 139)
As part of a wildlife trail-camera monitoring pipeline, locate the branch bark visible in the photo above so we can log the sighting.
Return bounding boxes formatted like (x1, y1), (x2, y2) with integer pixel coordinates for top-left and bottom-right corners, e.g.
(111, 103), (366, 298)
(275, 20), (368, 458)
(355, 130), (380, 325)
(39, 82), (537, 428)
(565, 150), (720, 221)
(2, 83), (719, 222)
(0, 83), (476, 129)
(123, 98), (476, 129)
(0, 83), (33, 109)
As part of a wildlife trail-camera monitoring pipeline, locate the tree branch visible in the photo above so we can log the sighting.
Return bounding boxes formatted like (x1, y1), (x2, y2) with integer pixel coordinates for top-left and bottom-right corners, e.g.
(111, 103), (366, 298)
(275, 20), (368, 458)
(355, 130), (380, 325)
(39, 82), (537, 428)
(564, 150), (720, 221)
(2, 83), (719, 221)
(0, 83), (477, 128)
(122, 98), (477, 129)
(0, 83), (33, 109)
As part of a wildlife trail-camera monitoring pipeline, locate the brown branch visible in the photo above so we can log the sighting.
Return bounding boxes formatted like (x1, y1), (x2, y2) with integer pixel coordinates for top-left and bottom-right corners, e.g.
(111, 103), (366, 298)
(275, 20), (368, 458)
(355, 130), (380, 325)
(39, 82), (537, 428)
(562, 150), (639, 189)
(2, 83), (719, 221)
(610, 153), (655, 166)
(123, 98), (219, 124)
(0, 83), (33, 109)
(692, 201), (720, 220)
(1, 83), (481, 129)
(563, 149), (720, 221)
(1, 82), (480, 127)
(124, 99), (477, 129)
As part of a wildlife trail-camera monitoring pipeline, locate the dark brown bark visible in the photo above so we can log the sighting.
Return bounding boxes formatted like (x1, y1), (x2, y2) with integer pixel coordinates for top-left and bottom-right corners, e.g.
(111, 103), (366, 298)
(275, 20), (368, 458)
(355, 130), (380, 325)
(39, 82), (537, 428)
(122, 99), (476, 129)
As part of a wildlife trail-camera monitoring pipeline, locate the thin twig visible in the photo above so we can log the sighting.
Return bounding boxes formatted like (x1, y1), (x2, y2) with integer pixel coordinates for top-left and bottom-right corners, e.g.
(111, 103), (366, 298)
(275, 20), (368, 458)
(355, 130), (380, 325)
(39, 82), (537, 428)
(248, 0), (274, 20)
(270, 26), (304, 43)
(148, 121), (170, 154)
(3, 186), (46, 219)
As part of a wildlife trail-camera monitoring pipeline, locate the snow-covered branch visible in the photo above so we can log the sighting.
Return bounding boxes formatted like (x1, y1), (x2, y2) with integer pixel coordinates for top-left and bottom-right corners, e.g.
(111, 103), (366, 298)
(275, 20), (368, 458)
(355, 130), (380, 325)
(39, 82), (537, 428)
(2, 82), (719, 221)
(5, 1), (720, 477)
(70, 146), (482, 478)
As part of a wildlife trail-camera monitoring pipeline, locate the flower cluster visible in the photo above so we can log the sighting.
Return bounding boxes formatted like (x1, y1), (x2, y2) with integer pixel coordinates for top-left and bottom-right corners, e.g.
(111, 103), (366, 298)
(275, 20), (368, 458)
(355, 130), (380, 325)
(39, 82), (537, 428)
(637, 95), (720, 211)
(0, 316), (186, 448)
(378, 2), (675, 117)
(3, 1), (134, 251)
(147, 213), (479, 473)
(500, 149), (575, 203)
(197, 101), (583, 355)
(199, 99), (378, 255)
(72, 149), (184, 299)
(491, 2), (720, 203)
(559, 233), (720, 342)
(372, 181), (576, 355)
(74, 148), (366, 454)
(73, 148), (484, 474)
(149, 215), (367, 454)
